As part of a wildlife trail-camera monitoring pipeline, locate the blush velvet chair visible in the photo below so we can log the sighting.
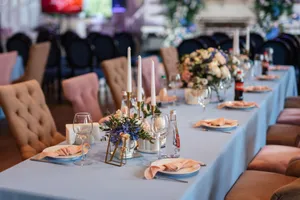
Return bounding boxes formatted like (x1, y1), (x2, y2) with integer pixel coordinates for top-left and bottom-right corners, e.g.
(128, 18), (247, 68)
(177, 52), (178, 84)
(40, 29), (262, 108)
(276, 108), (300, 126)
(0, 80), (65, 160)
(0, 51), (17, 85)
(13, 42), (50, 85)
(141, 56), (162, 97)
(160, 47), (179, 82)
(62, 73), (103, 121)
(285, 97), (300, 108)
(225, 170), (300, 200)
(102, 57), (136, 109)
(267, 124), (300, 147)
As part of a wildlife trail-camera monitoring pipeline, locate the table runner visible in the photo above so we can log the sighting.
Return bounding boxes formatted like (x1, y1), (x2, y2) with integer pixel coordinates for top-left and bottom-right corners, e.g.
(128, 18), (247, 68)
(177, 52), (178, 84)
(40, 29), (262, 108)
(0, 67), (297, 200)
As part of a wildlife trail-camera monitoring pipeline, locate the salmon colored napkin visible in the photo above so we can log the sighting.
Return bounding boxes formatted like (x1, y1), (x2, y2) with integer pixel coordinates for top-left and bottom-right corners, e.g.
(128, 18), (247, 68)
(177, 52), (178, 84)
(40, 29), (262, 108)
(193, 118), (238, 128)
(256, 75), (280, 80)
(144, 159), (205, 180)
(244, 86), (272, 92)
(218, 101), (259, 109)
(37, 143), (90, 159)
(146, 88), (177, 104)
(270, 66), (289, 71)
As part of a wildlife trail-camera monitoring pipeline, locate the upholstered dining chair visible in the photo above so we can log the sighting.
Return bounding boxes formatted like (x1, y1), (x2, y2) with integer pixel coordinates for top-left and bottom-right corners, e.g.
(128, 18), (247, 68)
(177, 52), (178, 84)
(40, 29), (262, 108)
(0, 80), (65, 160)
(62, 73), (103, 121)
(225, 170), (300, 200)
(267, 124), (300, 147)
(12, 42), (50, 85)
(141, 56), (161, 97)
(101, 57), (134, 109)
(0, 51), (17, 85)
(160, 47), (179, 82)
(285, 97), (300, 108)
(276, 108), (300, 126)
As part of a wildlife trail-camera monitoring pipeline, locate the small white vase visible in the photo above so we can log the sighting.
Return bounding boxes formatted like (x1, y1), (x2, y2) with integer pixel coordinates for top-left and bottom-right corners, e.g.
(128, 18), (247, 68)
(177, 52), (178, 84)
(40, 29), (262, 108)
(115, 138), (137, 159)
(184, 88), (200, 105)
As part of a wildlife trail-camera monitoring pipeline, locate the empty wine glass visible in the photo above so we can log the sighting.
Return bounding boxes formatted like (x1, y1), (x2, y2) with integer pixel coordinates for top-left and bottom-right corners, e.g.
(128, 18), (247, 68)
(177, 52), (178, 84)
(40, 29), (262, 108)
(169, 74), (181, 105)
(197, 86), (211, 112)
(73, 112), (93, 166)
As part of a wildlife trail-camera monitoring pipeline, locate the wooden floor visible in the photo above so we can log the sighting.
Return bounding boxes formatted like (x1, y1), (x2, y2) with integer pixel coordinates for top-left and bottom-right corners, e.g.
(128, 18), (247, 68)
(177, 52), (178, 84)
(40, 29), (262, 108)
(0, 83), (115, 172)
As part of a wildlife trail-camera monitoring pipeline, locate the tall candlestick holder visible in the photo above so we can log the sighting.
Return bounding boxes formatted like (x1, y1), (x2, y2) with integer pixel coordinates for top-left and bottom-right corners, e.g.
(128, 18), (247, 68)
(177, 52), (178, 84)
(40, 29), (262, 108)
(126, 92), (132, 117)
(137, 101), (143, 119)
(151, 105), (156, 116)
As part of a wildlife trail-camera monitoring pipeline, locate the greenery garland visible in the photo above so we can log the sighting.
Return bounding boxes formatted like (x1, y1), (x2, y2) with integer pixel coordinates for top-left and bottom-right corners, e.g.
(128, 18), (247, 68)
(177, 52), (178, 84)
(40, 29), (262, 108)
(162, 0), (204, 27)
(255, 0), (294, 32)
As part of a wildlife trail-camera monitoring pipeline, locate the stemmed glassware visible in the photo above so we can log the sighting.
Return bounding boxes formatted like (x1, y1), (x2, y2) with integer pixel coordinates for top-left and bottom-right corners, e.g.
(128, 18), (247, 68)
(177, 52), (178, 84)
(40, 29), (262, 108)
(169, 74), (181, 105)
(73, 112), (93, 166)
(151, 113), (169, 158)
(196, 86), (211, 112)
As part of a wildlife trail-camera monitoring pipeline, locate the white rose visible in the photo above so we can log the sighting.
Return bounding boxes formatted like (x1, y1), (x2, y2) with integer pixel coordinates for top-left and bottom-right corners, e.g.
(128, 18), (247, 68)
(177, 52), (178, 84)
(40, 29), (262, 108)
(212, 66), (221, 78)
(114, 109), (123, 119)
(232, 57), (241, 65)
(201, 78), (208, 85)
(215, 52), (226, 65)
(207, 75), (213, 81)
(209, 61), (218, 69)
(220, 66), (230, 79)
(199, 50), (211, 60)
(142, 120), (151, 132)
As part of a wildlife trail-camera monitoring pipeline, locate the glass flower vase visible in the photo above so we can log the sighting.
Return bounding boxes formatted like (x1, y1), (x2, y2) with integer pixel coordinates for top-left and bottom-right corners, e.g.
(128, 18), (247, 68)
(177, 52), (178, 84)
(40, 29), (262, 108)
(210, 82), (226, 103)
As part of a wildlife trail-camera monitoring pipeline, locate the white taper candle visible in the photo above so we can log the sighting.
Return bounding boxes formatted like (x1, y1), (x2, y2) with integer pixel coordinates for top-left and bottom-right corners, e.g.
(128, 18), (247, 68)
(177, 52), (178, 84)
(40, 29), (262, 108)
(127, 47), (132, 93)
(233, 29), (240, 56)
(151, 60), (156, 106)
(137, 55), (142, 102)
(246, 27), (250, 53)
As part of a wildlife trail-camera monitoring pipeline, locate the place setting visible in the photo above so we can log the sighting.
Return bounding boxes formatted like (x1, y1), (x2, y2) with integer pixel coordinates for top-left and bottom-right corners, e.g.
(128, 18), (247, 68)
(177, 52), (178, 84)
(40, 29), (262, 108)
(244, 85), (272, 93)
(193, 118), (238, 134)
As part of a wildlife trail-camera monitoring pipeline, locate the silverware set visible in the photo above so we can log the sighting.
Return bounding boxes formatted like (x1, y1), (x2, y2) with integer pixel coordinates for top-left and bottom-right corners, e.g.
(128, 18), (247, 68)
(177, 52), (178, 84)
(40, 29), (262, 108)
(202, 128), (232, 134)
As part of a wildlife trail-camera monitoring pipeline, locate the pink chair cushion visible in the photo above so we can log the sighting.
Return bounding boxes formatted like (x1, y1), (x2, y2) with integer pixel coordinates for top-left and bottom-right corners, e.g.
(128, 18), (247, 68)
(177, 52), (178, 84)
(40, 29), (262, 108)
(141, 56), (161, 97)
(285, 97), (300, 108)
(267, 124), (300, 147)
(248, 145), (300, 174)
(0, 51), (17, 85)
(62, 73), (102, 121)
(277, 108), (300, 126)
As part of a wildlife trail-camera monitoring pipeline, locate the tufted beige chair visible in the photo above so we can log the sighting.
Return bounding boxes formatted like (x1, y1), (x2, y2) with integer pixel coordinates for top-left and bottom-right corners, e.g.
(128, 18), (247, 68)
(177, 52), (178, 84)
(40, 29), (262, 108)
(13, 42), (50, 85)
(0, 80), (65, 160)
(102, 57), (136, 109)
(160, 47), (179, 81)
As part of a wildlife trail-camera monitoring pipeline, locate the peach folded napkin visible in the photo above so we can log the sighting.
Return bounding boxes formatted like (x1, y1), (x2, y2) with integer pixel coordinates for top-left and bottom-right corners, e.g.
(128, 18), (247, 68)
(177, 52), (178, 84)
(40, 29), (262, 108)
(270, 66), (289, 71)
(218, 101), (259, 109)
(257, 75), (280, 80)
(38, 144), (90, 159)
(193, 118), (238, 128)
(244, 86), (272, 92)
(146, 88), (177, 104)
(144, 159), (205, 180)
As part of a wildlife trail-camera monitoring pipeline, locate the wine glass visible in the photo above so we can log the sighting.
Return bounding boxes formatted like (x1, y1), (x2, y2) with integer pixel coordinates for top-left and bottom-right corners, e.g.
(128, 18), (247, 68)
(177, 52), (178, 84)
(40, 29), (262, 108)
(197, 86), (211, 112)
(169, 74), (181, 105)
(151, 113), (169, 154)
(73, 112), (93, 166)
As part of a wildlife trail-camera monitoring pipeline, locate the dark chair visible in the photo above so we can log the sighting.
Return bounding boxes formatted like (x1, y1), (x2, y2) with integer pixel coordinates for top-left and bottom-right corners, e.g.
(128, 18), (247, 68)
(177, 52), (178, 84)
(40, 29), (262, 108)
(197, 35), (218, 48)
(212, 32), (230, 44)
(114, 32), (136, 57)
(65, 38), (93, 77)
(240, 36), (256, 58)
(260, 39), (292, 65)
(279, 33), (300, 66)
(278, 35), (298, 66)
(61, 30), (80, 51)
(91, 33), (117, 65)
(219, 39), (245, 53)
(6, 32), (32, 66)
(250, 33), (265, 52)
(36, 29), (52, 43)
(177, 39), (205, 58)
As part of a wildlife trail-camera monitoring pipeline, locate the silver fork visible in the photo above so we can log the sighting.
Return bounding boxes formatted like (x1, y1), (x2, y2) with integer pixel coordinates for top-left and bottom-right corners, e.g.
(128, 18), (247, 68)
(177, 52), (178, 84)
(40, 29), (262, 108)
(154, 176), (188, 183)
(202, 128), (231, 134)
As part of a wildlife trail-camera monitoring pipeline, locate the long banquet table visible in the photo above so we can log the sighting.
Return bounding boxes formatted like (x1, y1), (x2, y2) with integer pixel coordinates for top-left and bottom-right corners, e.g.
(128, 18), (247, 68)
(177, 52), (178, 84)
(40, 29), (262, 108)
(0, 67), (298, 200)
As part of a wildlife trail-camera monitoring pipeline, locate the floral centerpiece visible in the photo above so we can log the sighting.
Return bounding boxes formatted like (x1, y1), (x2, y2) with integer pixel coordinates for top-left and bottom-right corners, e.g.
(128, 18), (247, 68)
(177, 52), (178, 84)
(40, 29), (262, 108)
(179, 48), (231, 102)
(100, 108), (153, 159)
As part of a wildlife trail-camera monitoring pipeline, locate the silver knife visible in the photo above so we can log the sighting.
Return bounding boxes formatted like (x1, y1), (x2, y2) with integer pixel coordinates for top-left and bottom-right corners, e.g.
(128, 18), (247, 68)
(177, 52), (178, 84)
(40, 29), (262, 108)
(30, 158), (70, 166)
(154, 176), (188, 183)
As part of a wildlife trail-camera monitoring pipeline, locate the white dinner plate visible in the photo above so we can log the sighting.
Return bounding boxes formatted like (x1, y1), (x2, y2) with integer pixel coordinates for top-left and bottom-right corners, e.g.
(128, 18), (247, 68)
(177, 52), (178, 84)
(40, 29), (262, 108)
(200, 119), (238, 131)
(43, 145), (88, 160)
(224, 101), (256, 110)
(151, 158), (200, 175)
(244, 87), (272, 93)
(256, 75), (279, 81)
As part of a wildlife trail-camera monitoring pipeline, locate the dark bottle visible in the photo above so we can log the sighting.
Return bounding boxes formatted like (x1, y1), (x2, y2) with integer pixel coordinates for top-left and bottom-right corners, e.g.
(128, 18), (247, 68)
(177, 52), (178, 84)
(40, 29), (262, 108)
(234, 71), (244, 101)
(262, 52), (269, 75)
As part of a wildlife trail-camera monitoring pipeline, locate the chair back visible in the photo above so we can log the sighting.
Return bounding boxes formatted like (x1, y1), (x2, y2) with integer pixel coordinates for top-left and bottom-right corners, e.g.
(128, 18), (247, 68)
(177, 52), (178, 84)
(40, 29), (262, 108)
(36, 29), (51, 43)
(250, 33), (265, 52)
(114, 32), (136, 57)
(66, 38), (93, 70)
(219, 39), (245, 53)
(197, 36), (218, 48)
(278, 35), (298, 66)
(23, 42), (51, 85)
(141, 56), (161, 97)
(91, 34), (117, 64)
(61, 30), (80, 50)
(0, 51), (17, 85)
(62, 73), (102, 121)
(160, 47), (179, 81)
(212, 32), (230, 44)
(261, 39), (292, 65)
(6, 32), (32, 66)
(0, 80), (65, 160)
(177, 39), (205, 58)
(101, 57), (129, 109)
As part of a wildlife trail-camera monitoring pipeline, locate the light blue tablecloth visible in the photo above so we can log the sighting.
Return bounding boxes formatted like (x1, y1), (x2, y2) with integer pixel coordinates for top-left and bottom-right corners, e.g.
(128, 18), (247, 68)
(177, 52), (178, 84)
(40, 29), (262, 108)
(0, 67), (297, 200)
(0, 56), (24, 119)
